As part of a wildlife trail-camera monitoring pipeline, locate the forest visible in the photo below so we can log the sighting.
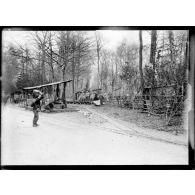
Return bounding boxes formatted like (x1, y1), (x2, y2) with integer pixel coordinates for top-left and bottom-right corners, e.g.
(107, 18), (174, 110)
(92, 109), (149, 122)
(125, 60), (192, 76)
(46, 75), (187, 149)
(2, 30), (189, 127)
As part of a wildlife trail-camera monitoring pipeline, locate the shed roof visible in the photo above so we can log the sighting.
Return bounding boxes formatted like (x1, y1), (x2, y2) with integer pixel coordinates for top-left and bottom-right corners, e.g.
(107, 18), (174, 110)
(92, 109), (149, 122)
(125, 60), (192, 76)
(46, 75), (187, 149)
(23, 80), (72, 90)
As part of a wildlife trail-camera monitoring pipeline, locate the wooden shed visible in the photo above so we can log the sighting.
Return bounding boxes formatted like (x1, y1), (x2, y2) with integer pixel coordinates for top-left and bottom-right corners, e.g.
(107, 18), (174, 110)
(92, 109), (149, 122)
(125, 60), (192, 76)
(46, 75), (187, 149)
(23, 80), (72, 109)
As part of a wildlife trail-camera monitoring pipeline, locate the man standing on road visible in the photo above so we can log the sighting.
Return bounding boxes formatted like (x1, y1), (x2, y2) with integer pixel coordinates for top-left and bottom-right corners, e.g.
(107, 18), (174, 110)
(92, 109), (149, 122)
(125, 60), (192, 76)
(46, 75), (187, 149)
(31, 89), (44, 127)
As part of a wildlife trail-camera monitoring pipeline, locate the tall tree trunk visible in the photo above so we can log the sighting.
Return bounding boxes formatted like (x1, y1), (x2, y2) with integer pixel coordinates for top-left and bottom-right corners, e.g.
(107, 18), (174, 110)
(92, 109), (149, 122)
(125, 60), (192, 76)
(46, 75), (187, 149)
(115, 58), (118, 92)
(183, 32), (189, 84)
(139, 30), (146, 110)
(111, 62), (114, 95)
(150, 30), (157, 100)
(25, 49), (28, 75)
(97, 47), (100, 88)
(95, 33), (101, 89)
(41, 47), (46, 84)
(38, 52), (41, 83)
(72, 39), (75, 101)
(150, 30), (157, 66)
(168, 30), (176, 84)
(22, 53), (25, 75)
(100, 62), (103, 90)
(168, 30), (174, 64)
(49, 36), (55, 82)
(139, 30), (144, 94)
(76, 46), (81, 90)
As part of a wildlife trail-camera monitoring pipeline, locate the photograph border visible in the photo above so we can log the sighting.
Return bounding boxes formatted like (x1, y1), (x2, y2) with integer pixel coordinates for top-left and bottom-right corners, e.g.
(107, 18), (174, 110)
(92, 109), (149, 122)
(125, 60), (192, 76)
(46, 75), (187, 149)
(0, 26), (194, 170)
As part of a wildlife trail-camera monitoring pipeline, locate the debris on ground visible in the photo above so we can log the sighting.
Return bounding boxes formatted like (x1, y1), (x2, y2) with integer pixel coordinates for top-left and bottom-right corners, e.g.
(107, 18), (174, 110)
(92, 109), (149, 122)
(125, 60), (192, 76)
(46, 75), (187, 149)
(78, 109), (107, 124)
(89, 104), (187, 135)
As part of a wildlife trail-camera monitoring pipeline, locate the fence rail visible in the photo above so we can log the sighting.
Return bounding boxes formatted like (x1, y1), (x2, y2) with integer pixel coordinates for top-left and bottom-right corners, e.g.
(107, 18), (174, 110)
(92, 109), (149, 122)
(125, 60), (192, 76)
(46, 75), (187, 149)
(108, 94), (185, 126)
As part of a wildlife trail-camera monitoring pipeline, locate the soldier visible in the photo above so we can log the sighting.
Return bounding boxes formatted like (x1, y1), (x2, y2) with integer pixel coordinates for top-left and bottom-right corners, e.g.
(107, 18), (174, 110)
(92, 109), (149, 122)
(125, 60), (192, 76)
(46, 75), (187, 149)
(31, 89), (44, 127)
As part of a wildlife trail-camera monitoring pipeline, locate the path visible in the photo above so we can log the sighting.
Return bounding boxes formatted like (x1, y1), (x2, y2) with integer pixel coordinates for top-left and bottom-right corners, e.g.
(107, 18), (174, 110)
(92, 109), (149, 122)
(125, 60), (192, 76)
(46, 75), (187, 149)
(1, 104), (188, 165)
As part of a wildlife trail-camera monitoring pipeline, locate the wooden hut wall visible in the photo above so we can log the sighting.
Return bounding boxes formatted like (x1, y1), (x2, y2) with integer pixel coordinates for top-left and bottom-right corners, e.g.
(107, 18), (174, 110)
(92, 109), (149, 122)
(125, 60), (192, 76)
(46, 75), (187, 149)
(59, 83), (64, 99)
(46, 85), (53, 101)
(53, 85), (57, 101)
(65, 81), (73, 100)
(56, 84), (60, 98)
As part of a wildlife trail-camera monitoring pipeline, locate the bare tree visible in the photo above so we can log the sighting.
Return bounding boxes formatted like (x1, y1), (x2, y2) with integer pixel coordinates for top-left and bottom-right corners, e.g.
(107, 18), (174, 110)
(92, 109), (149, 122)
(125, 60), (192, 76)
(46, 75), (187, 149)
(32, 31), (49, 84)
(48, 32), (55, 82)
(95, 32), (103, 89)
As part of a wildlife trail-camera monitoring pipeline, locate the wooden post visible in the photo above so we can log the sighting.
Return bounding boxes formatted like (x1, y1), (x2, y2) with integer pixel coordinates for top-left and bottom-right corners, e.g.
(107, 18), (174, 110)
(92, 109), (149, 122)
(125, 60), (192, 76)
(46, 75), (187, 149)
(63, 82), (67, 108)
(56, 84), (60, 99)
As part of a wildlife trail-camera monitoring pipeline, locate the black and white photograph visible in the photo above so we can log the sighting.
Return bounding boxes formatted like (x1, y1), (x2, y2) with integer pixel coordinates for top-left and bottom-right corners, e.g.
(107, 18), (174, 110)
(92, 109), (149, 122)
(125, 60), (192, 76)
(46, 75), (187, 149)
(1, 28), (193, 166)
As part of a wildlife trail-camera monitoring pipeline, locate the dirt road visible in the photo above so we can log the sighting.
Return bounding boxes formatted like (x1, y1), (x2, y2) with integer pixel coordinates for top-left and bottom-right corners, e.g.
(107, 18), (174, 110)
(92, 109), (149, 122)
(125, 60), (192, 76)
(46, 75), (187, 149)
(1, 104), (188, 165)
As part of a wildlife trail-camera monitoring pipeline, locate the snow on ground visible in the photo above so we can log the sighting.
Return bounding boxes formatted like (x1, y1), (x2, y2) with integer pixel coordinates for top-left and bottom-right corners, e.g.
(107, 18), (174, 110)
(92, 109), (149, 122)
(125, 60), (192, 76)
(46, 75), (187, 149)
(1, 104), (188, 165)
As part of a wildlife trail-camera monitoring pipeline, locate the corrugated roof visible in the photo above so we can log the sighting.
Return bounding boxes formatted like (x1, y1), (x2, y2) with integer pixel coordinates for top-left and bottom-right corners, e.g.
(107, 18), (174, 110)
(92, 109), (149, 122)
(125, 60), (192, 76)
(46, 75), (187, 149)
(23, 80), (72, 90)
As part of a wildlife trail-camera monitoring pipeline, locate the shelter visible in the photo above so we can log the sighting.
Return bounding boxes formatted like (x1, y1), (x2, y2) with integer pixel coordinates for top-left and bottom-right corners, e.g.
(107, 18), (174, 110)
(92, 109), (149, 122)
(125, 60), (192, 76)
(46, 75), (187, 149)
(23, 80), (72, 109)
